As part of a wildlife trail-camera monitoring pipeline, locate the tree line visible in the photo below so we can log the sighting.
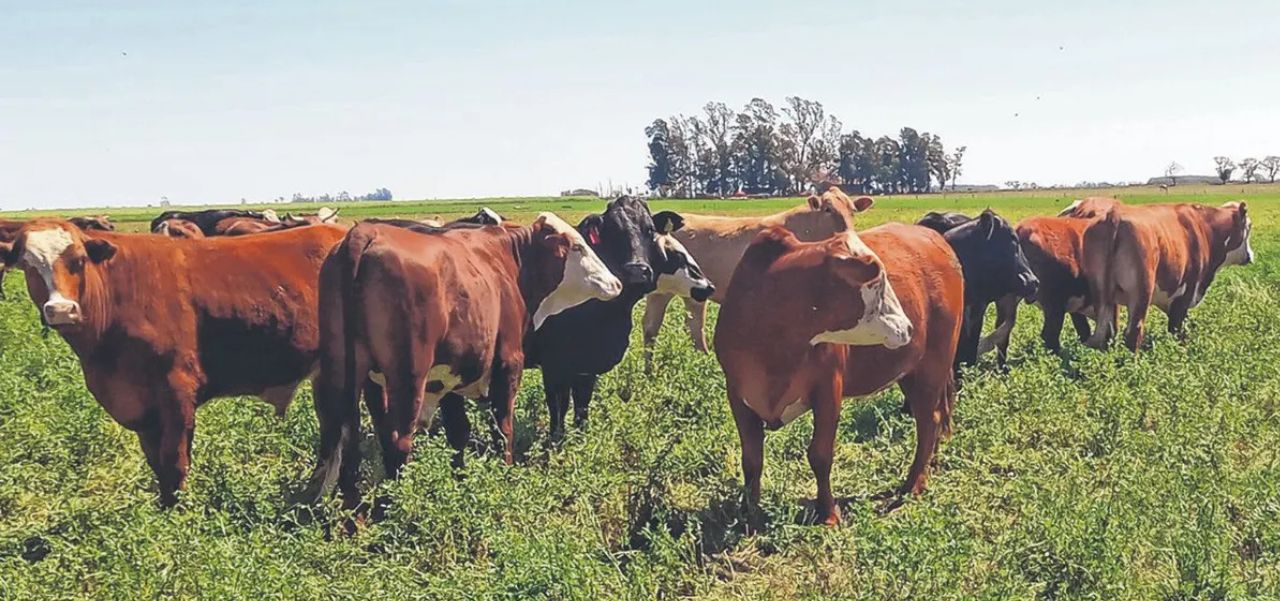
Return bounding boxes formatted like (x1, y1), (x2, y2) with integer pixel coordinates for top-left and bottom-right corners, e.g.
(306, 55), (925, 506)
(645, 97), (966, 197)
(1211, 156), (1280, 184)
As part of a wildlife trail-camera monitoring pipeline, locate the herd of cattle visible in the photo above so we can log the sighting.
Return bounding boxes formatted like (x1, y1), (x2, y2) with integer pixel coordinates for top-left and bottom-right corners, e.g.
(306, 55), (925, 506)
(0, 189), (1253, 525)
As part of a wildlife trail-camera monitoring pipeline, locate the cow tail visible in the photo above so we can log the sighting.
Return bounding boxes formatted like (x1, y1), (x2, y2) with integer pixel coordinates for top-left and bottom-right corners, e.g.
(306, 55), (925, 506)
(940, 373), (956, 440)
(1086, 209), (1123, 343)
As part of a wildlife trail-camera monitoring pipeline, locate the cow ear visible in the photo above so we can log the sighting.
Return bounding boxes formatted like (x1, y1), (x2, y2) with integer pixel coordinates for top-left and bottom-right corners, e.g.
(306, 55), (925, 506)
(852, 196), (874, 213)
(827, 252), (881, 286)
(1238, 201), (1248, 218)
(578, 214), (604, 246)
(652, 211), (684, 234)
(979, 210), (997, 240)
(807, 195), (822, 210)
(85, 239), (117, 263)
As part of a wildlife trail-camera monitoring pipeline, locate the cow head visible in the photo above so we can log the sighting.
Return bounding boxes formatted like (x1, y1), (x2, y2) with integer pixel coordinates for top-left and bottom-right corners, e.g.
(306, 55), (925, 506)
(70, 215), (114, 232)
(156, 219), (204, 239)
(577, 196), (667, 292)
(0, 220), (116, 328)
(915, 211), (972, 235)
(528, 212), (623, 329)
(653, 230), (714, 302)
(1223, 201), (1254, 266)
(803, 230), (913, 349)
(945, 209), (1038, 302)
(805, 186), (874, 231)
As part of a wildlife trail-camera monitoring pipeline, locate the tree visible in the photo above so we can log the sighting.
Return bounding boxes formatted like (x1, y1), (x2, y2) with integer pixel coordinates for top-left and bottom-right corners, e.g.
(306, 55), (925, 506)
(1164, 161), (1183, 186)
(780, 97), (828, 194)
(1213, 156), (1236, 184)
(927, 134), (949, 192)
(1240, 157), (1260, 183)
(947, 146), (967, 190)
(645, 119), (674, 195)
(1262, 156), (1280, 183)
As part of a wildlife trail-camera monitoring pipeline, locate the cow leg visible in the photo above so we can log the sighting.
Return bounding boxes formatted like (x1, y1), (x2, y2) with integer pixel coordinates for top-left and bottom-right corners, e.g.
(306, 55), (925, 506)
(1167, 295), (1192, 341)
(685, 298), (709, 353)
(542, 370), (571, 441)
(642, 293), (673, 373)
(728, 391), (765, 528)
(978, 294), (1019, 368)
(1124, 296), (1152, 352)
(570, 373), (597, 430)
(438, 393), (470, 469)
(142, 399), (195, 508)
(899, 374), (948, 497)
(808, 372), (843, 526)
(1040, 303), (1067, 353)
(955, 301), (985, 368)
(1070, 312), (1092, 343)
(309, 358), (367, 506)
(485, 358), (521, 464)
(381, 370), (429, 480)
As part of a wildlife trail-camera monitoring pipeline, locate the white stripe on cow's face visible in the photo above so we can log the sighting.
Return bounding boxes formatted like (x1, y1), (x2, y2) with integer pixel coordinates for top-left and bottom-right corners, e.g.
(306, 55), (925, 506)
(809, 231), (912, 349)
(22, 228), (82, 324)
(654, 235), (712, 299)
(1225, 216), (1253, 266)
(533, 212), (624, 329)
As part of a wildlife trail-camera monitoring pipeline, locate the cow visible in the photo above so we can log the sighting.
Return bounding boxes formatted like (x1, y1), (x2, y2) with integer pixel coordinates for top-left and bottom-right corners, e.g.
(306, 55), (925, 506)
(714, 222), (962, 526)
(155, 219), (206, 239)
(0, 221), (348, 506)
(977, 216), (1101, 363)
(365, 207), (504, 232)
(307, 214), (622, 506)
(67, 215), (115, 231)
(913, 210), (1038, 369)
(526, 197), (713, 438)
(642, 187), (874, 365)
(1082, 201), (1253, 351)
(148, 209), (279, 236)
(1059, 196), (1122, 219)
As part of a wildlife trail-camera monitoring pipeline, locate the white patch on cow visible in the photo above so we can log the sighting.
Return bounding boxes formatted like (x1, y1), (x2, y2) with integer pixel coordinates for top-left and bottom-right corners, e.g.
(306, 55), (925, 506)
(1058, 200), (1082, 216)
(369, 371), (386, 386)
(479, 207), (502, 224)
(532, 212), (624, 329)
(22, 228), (80, 323)
(262, 209), (280, 223)
(654, 235), (712, 299)
(416, 364), (461, 429)
(809, 232), (912, 349)
(1225, 216), (1253, 266)
(778, 398), (810, 425)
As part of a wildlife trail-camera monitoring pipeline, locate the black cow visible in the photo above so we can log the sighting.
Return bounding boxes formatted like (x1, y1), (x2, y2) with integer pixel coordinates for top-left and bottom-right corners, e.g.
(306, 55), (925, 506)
(365, 207), (505, 232)
(521, 196), (713, 438)
(914, 209), (1038, 370)
(149, 209), (275, 236)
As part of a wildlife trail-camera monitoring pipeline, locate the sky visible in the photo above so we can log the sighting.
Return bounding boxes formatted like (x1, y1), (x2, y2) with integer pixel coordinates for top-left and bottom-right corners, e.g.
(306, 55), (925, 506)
(1, 0), (1278, 209)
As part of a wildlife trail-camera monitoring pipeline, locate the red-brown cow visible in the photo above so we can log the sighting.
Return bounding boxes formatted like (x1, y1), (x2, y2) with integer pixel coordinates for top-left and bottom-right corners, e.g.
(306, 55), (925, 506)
(978, 215), (1100, 361)
(714, 223), (962, 525)
(1083, 202), (1253, 350)
(308, 214), (622, 506)
(0, 221), (347, 506)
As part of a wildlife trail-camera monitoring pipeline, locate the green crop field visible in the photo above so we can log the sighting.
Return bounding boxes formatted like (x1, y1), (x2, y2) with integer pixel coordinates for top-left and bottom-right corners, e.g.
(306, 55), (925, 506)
(1, 185), (1279, 599)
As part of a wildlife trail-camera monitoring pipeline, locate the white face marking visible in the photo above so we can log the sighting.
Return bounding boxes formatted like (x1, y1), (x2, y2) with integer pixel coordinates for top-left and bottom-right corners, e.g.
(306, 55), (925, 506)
(479, 207), (502, 224)
(1224, 216), (1253, 266)
(23, 229), (80, 321)
(532, 212), (624, 330)
(810, 232), (912, 349)
(1058, 200), (1082, 216)
(654, 235), (712, 299)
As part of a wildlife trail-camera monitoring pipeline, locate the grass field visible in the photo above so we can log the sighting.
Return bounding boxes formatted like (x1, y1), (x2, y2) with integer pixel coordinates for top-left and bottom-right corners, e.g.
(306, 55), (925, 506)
(1, 185), (1279, 599)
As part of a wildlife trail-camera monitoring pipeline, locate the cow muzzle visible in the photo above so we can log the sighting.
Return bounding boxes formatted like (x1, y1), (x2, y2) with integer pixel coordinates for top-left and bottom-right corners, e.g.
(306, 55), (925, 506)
(691, 283), (715, 302)
(43, 298), (83, 326)
(1018, 273), (1040, 301)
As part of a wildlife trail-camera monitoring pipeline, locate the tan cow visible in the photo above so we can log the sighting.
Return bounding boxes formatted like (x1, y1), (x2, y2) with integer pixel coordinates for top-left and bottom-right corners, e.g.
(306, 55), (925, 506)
(642, 187), (873, 367)
(1083, 202), (1253, 351)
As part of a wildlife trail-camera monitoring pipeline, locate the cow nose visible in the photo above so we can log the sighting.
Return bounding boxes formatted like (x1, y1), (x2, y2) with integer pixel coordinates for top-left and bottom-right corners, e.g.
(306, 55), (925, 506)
(622, 263), (653, 285)
(1021, 273), (1040, 296)
(692, 284), (715, 302)
(43, 299), (82, 326)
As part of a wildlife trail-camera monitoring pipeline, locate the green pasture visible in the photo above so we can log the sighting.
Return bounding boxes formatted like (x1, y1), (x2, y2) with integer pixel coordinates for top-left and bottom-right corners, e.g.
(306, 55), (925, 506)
(1, 185), (1278, 599)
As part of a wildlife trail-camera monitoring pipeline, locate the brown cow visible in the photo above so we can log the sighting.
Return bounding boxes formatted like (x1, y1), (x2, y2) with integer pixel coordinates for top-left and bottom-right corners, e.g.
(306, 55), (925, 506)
(642, 187), (873, 366)
(308, 214), (622, 505)
(155, 219), (206, 239)
(978, 216), (1100, 361)
(1083, 201), (1253, 350)
(0, 221), (347, 506)
(715, 223), (962, 525)
(1059, 196), (1122, 219)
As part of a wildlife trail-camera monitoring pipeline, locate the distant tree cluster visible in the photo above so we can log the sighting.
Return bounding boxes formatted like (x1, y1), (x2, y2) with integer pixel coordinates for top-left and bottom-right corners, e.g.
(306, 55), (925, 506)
(645, 97), (965, 198)
(1213, 156), (1280, 184)
(279, 187), (393, 203)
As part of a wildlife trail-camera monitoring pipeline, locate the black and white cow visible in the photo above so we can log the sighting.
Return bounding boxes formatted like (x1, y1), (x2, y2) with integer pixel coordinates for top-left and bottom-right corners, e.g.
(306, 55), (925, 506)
(522, 196), (713, 438)
(914, 209), (1038, 370)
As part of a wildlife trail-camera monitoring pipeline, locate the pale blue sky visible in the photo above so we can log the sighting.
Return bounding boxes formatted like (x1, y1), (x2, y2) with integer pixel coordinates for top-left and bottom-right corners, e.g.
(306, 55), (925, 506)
(2, 0), (1277, 209)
